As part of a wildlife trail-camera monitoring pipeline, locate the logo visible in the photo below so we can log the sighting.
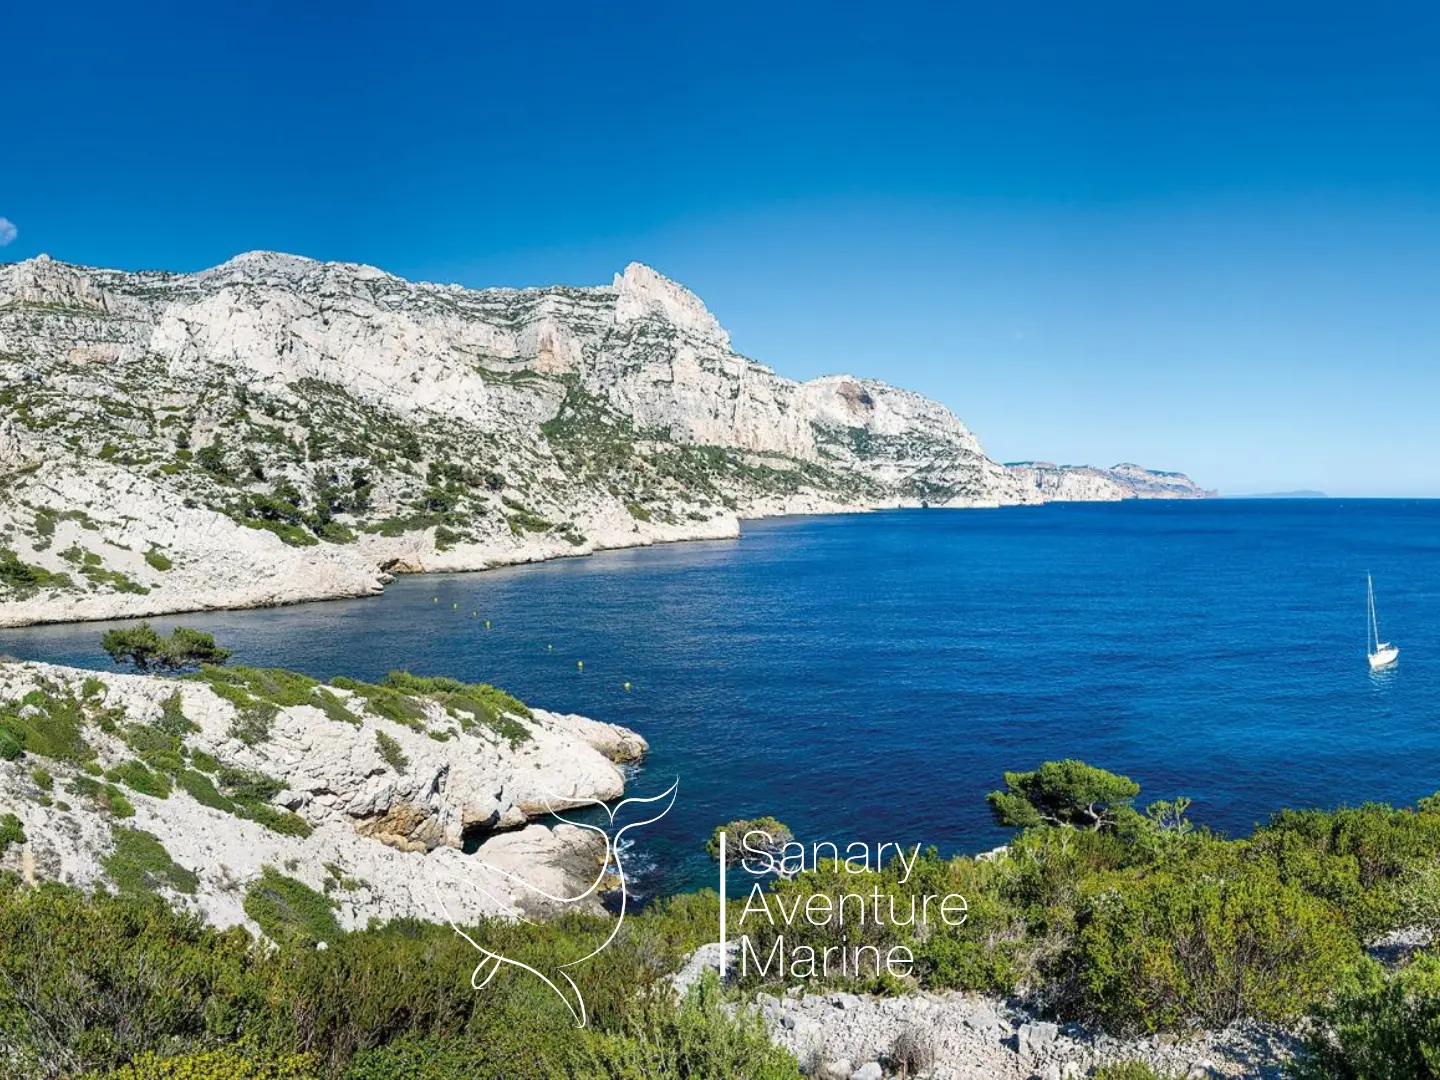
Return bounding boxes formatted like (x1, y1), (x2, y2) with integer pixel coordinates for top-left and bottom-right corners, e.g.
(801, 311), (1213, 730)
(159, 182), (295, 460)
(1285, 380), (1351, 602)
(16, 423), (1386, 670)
(429, 780), (678, 1027)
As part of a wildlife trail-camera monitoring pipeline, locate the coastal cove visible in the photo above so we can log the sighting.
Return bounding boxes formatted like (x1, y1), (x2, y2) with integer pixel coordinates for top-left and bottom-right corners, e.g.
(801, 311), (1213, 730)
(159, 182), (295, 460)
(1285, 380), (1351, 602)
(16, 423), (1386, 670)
(4, 499), (1439, 897)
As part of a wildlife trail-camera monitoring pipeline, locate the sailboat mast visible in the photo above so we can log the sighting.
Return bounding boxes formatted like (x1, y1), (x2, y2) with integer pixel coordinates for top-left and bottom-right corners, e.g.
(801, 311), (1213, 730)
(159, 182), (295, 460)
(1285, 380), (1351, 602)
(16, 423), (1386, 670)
(1368, 573), (1378, 651)
(1367, 574), (1374, 652)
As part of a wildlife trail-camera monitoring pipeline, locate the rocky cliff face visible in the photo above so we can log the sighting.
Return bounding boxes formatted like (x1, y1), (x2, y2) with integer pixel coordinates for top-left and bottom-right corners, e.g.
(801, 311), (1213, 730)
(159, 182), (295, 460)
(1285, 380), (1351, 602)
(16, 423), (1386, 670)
(1006, 461), (1216, 502)
(0, 659), (644, 931)
(0, 252), (1206, 626)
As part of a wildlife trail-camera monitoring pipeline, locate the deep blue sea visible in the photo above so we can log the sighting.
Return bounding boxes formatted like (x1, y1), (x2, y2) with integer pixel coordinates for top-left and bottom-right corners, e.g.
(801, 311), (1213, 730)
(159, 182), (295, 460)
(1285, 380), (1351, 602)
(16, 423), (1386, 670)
(4, 500), (1439, 896)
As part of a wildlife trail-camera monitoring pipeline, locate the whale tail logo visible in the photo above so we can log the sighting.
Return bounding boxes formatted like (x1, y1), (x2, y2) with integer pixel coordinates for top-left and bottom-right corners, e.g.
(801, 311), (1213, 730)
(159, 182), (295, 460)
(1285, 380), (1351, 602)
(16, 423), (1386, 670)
(428, 780), (678, 1027)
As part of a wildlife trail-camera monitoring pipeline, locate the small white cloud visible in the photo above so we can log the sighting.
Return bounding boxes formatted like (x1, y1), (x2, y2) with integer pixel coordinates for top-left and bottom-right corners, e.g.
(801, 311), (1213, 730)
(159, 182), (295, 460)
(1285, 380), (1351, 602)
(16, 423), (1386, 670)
(0, 218), (15, 246)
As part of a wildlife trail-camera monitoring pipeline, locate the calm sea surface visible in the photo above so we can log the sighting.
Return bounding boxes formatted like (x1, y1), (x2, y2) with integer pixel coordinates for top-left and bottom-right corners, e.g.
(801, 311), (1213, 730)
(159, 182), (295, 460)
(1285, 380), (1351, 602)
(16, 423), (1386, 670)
(4, 500), (1439, 895)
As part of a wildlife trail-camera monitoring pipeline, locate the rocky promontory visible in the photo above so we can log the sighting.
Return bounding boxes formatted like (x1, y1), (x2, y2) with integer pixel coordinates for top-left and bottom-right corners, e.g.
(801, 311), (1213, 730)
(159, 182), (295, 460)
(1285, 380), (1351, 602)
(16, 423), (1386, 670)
(0, 659), (645, 933)
(1005, 462), (1217, 502)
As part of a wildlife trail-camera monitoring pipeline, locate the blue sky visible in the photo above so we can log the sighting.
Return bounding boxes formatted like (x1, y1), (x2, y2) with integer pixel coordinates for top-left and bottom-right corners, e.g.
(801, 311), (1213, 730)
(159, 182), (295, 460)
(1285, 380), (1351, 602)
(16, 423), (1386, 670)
(4, 1), (1440, 496)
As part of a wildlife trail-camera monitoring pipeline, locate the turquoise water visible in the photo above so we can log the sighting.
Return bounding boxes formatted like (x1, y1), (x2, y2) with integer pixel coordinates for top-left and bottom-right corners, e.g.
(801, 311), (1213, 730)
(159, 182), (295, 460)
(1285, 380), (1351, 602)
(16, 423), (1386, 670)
(5, 500), (1439, 895)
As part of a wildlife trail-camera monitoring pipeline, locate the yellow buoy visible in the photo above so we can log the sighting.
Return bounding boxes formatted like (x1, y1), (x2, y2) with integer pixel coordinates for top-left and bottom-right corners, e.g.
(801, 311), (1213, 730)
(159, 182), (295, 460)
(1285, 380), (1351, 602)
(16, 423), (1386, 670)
(432, 597), (438, 604)
(547, 644), (553, 651)
(577, 660), (584, 671)
(452, 603), (458, 610)
(485, 620), (492, 629)
(624, 681), (631, 692)
(471, 611), (476, 617)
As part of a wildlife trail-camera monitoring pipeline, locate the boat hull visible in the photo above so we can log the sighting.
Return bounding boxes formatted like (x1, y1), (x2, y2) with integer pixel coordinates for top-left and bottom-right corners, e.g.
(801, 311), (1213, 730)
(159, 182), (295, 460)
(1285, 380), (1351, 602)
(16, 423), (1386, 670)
(1368, 645), (1399, 670)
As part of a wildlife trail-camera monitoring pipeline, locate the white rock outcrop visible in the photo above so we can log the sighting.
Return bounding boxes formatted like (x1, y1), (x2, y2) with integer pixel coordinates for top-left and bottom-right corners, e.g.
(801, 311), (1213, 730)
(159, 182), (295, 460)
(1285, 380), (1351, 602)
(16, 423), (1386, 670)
(0, 660), (647, 932)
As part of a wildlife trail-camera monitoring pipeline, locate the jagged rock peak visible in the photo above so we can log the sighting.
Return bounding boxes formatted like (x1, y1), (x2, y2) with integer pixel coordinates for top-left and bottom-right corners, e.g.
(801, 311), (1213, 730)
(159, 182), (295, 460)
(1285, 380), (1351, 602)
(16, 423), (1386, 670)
(613, 262), (730, 349)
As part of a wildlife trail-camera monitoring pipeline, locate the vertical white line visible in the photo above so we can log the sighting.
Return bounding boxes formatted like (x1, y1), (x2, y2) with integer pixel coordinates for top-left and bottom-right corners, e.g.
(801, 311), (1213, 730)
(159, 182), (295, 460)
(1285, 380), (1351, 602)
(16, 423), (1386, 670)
(718, 830), (727, 979)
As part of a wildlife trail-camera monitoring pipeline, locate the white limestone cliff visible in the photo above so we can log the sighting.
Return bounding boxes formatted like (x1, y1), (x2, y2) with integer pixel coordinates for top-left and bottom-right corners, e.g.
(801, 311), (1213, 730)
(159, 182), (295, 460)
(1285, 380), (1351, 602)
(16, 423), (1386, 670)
(0, 252), (1209, 627)
(1006, 461), (1216, 502)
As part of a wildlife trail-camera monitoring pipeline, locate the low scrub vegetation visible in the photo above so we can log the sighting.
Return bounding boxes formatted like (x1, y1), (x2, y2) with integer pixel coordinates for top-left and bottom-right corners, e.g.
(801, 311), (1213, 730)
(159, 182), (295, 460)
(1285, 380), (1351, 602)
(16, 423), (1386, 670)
(0, 880), (789, 1080)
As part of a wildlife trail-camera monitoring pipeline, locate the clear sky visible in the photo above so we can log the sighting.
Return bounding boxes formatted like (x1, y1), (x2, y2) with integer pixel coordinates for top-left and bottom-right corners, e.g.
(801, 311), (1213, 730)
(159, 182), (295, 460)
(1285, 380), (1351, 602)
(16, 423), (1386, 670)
(4, 1), (1439, 496)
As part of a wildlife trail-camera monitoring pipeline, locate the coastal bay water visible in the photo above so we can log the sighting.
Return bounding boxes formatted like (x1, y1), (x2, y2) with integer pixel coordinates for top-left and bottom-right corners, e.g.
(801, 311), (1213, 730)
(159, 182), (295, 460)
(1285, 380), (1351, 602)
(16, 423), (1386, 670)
(4, 500), (1439, 897)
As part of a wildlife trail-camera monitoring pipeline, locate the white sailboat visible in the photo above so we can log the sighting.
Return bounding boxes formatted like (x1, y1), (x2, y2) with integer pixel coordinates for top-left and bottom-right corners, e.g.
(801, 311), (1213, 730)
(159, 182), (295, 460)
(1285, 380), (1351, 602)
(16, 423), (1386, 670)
(1367, 573), (1399, 670)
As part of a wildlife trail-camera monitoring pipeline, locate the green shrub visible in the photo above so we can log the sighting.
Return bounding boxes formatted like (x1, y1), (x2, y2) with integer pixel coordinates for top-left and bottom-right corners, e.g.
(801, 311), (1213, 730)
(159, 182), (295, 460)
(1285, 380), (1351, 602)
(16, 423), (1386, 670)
(114, 740), (174, 774)
(313, 687), (361, 726)
(0, 686), (96, 764)
(583, 972), (799, 1079)
(196, 666), (362, 730)
(102, 785), (137, 819)
(229, 703), (278, 745)
(196, 665), (319, 708)
(244, 518), (320, 547)
(341, 1029), (588, 1080)
(0, 882), (256, 1076)
(382, 671), (531, 744)
(68, 774), (137, 817)
(0, 547), (73, 592)
(374, 730), (408, 772)
(213, 767), (311, 836)
(80, 564), (151, 594)
(0, 813), (25, 856)
(107, 759), (172, 799)
(236, 801), (313, 838)
(173, 768), (234, 812)
(100, 1048), (319, 1079)
(143, 549), (174, 572)
(30, 766), (53, 791)
(121, 726), (181, 768)
(330, 676), (427, 730)
(157, 691), (199, 737)
(1074, 859), (1359, 1031)
(1294, 952), (1440, 1079)
(69, 774), (102, 799)
(1253, 801), (1440, 939)
(311, 520), (356, 544)
(244, 867), (342, 944)
(105, 828), (199, 896)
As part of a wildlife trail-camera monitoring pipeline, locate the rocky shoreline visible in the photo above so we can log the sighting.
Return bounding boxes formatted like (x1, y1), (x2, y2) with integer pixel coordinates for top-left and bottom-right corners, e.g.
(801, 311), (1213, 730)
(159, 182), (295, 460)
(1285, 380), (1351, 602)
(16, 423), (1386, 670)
(0, 659), (645, 932)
